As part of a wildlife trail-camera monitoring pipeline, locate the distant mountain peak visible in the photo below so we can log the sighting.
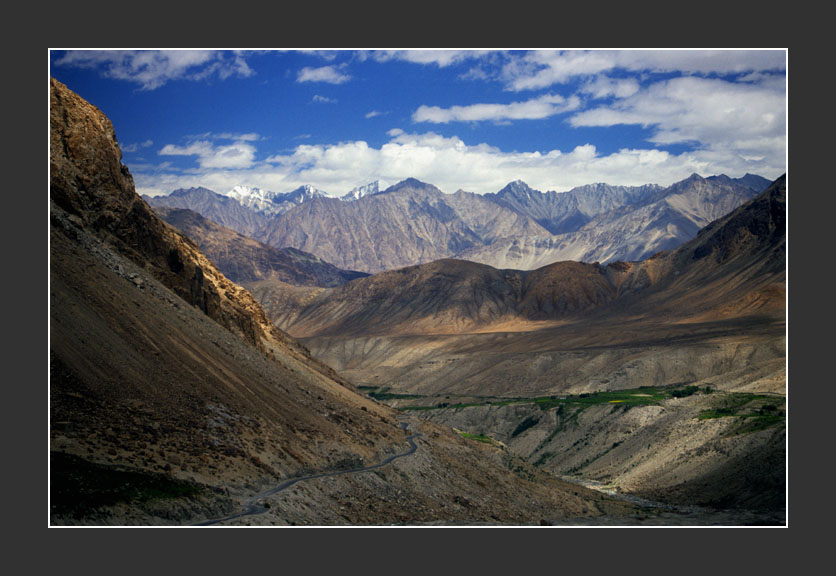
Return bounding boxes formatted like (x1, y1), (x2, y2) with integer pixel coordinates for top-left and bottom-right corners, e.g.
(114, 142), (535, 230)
(498, 180), (538, 199)
(292, 184), (326, 197)
(399, 177), (430, 187)
(341, 180), (390, 201)
(382, 178), (440, 195)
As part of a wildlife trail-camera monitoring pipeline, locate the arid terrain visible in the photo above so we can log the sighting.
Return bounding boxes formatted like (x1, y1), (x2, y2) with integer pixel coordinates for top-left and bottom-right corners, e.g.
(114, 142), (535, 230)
(50, 77), (660, 526)
(49, 75), (786, 527)
(258, 176), (786, 523)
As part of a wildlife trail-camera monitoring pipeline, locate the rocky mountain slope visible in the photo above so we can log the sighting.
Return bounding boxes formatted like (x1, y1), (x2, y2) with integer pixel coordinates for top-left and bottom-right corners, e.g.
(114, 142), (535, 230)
(50, 77), (635, 526)
(484, 180), (664, 235)
(259, 178), (552, 273)
(462, 174), (769, 269)
(152, 206), (368, 287)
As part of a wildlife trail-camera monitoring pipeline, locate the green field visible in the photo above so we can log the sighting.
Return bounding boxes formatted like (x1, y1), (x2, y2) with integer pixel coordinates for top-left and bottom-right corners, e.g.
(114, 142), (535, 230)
(390, 385), (693, 413)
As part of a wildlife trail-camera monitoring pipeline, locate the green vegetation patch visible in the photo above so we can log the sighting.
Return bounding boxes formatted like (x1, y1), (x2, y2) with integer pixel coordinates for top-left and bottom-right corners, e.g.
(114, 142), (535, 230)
(671, 385), (701, 398)
(697, 408), (737, 420)
(368, 391), (424, 401)
(730, 410), (785, 435)
(696, 394), (785, 435)
(458, 432), (496, 444)
(385, 383), (719, 413)
(51, 451), (203, 518)
(532, 387), (669, 411)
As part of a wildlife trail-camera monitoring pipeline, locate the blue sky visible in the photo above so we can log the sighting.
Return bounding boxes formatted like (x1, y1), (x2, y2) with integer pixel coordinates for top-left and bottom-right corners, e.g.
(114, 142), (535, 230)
(49, 49), (787, 197)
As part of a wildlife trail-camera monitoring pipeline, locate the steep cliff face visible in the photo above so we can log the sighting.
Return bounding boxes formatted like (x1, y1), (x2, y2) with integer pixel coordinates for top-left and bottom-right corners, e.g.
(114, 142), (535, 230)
(50, 78), (297, 357)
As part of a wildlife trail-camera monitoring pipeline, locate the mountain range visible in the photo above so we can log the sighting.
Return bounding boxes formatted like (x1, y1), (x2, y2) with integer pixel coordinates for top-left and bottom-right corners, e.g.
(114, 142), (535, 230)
(274, 176), (785, 340)
(145, 173), (770, 273)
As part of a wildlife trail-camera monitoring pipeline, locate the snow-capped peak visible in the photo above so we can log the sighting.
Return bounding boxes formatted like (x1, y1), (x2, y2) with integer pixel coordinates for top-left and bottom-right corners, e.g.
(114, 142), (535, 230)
(290, 184), (327, 201)
(341, 180), (390, 201)
(226, 185), (278, 211)
(223, 184), (327, 216)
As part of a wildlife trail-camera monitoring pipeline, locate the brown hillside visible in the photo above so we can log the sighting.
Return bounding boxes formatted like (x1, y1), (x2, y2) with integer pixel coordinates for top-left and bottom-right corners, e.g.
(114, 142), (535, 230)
(49, 78), (630, 526)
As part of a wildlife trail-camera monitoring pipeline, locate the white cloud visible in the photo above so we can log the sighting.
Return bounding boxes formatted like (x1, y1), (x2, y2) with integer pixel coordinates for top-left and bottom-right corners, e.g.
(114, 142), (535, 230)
(312, 94), (337, 103)
(501, 49), (786, 91)
(210, 132), (260, 142)
(53, 50), (255, 90)
(362, 50), (493, 68)
(121, 139), (154, 153)
(296, 65), (351, 84)
(365, 110), (385, 118)
(158, 136), (257, 170)
(413, 94), (581, 124)
(570, 76), (786, 164)
(580, 76), (640, 99)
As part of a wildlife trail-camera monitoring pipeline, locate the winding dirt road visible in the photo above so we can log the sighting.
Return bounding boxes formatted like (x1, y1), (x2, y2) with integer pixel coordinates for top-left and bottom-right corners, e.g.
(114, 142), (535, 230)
(192, 422), (422, 526)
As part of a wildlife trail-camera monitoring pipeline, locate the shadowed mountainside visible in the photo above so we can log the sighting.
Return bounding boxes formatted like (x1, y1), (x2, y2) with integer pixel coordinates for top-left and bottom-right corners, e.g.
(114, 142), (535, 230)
(50, 77), (636, 526)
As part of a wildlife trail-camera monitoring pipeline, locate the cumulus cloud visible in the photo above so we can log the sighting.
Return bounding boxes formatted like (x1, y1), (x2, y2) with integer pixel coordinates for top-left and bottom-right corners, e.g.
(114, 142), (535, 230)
(413, 94), (581, 124)
(296, 65), (351, 84)
(52, 50), (254, 90)
(158, 135), (257, 170)
(569, 75), (786, 164)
